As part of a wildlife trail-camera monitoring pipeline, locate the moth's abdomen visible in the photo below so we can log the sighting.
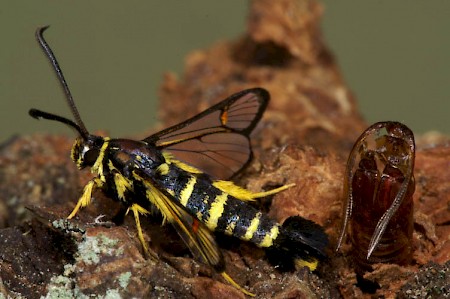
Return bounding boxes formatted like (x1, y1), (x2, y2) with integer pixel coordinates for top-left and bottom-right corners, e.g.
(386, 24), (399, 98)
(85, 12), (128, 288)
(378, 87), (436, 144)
(163, 168), (281, 248)
(156, 161), (328, 271)
(202, 195), (281, 248)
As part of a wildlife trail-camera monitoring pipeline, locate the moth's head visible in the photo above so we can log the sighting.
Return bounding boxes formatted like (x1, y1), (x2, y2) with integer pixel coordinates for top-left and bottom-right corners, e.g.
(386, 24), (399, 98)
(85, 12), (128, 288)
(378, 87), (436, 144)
(71, 135), (105, 169)
(28, 108), (104, 169)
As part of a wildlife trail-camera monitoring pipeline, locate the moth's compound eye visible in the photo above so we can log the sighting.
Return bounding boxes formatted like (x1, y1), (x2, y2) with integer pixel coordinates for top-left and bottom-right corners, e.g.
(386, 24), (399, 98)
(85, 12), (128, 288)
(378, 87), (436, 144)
(83, 148), (100, 166)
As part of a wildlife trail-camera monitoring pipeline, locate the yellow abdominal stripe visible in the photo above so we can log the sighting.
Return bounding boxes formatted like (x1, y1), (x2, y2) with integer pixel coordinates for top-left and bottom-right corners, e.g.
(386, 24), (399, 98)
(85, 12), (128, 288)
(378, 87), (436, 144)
(205, 193), (228, 231)
(179, 176), (197, 207)
(243, 212), (261, 241)
(260, 225), (279, 248)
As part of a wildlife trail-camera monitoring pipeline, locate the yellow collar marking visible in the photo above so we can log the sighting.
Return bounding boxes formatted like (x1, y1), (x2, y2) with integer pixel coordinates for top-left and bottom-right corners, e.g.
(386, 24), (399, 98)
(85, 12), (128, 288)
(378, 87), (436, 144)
(92, 137), (111, 178)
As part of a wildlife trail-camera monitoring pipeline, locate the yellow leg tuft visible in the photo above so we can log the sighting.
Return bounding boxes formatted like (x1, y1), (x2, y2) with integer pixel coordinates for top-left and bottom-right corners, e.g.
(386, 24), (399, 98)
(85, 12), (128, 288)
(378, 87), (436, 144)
(251, 183), (295, 199)
(213, 181), (295, 202)
(129, 204), (157, 259)
(67, 178), (102, 219)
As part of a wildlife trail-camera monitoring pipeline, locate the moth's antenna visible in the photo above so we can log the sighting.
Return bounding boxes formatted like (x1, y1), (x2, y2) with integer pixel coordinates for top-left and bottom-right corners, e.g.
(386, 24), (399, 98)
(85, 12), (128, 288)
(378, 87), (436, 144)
(35, 26), (89, 139)
(29, 108), (86, 137)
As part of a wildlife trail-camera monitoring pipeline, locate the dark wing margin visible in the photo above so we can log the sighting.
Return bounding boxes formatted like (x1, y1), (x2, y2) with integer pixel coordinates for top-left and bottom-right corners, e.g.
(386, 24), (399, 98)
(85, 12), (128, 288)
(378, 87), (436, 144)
(143, 88), (270, 179)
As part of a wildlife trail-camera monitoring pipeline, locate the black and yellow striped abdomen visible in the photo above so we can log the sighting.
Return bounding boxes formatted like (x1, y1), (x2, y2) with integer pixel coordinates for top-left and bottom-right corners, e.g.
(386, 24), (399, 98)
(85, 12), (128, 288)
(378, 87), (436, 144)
(155, 161), (280, 248)
(79, 141), (326, 275)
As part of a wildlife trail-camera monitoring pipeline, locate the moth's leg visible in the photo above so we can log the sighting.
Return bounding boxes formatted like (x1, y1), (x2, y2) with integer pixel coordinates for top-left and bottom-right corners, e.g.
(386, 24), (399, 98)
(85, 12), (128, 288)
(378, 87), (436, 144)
(129, 203), (157, 259)
(67, 177), (103, 219)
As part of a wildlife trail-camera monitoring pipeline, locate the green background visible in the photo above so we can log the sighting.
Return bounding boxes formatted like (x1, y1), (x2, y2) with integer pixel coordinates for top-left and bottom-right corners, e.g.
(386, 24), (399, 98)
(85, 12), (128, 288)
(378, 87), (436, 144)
(2, 1), (449, 142)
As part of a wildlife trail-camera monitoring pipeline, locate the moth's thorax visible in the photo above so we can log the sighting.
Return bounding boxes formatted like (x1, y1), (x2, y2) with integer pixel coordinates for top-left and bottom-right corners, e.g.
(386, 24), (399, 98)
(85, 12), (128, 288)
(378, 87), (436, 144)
(106, 139), (164, 174)
(70, 135), (108, 169)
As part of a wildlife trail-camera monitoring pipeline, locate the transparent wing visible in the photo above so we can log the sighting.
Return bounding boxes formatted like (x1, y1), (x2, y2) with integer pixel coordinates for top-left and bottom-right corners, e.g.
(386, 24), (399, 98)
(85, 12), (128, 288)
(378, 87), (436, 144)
(143, 88), (269, 179)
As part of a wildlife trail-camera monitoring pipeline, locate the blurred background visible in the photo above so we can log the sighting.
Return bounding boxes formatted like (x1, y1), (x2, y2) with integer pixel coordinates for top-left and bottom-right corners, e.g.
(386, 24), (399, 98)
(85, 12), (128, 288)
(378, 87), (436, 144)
(1, 1), (449, 142)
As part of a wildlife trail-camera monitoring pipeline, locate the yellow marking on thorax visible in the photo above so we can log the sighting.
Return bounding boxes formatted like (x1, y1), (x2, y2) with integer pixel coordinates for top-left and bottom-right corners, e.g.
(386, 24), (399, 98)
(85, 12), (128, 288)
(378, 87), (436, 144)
(92, 137), (111, 179)
(243, 212), (262, 241)
(157, 163), (170, 175)
(205, 193), (228, 231)
(259, 225), (280, 248)
(179, 176), (197, 207)
(173, 159), (203, 174)
(163, 152), (203, 174)
(162, 152), (172, 164)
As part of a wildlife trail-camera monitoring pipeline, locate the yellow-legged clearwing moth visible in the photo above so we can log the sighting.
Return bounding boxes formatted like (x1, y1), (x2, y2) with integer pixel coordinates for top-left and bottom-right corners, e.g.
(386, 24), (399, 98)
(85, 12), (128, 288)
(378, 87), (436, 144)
(29, 26), (328, 296)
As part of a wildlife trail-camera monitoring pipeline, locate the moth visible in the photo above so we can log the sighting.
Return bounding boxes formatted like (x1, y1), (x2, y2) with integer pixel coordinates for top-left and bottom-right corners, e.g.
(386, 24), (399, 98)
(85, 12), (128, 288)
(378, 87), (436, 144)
(30, 26), (328, 296)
